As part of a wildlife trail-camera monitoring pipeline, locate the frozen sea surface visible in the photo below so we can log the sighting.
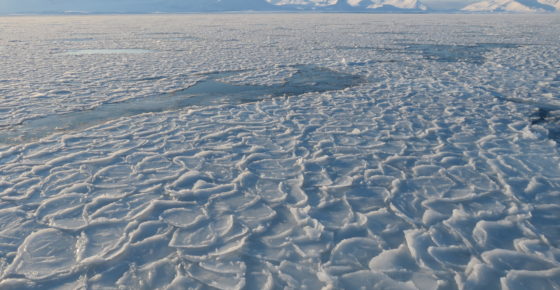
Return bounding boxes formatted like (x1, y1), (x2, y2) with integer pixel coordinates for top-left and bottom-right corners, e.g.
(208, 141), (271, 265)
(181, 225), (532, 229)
(64, 49), (155, 55)
(0, 14), (559, 289)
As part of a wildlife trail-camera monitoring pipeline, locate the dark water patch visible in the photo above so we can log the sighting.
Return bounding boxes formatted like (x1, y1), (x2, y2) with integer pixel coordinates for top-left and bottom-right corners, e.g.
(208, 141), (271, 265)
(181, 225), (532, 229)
(531, 108), (550, 125)
(0, 65), (361, 144)
(401, 43), (520, 64)
(531, 108), (560, 142)
(490, 90), (560, 144)
(50, 90), (72, 95)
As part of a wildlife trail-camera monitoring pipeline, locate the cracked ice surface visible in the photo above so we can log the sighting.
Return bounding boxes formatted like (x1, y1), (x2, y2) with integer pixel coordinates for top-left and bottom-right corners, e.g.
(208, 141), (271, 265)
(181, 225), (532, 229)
(0, 14), (559, 289)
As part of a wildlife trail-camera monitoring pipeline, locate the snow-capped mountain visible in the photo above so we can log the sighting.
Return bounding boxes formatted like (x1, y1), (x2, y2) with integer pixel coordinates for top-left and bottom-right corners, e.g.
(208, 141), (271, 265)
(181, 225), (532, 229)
(267, 0), (428, 10)
(1, 0), (428, 14)
(536, 0), (560, 9)
(461, 0), (558, 12)
(344, 0), (427, 10)
(267, 0), (338, 7)
(3, 0), (559, 14)
(160, 0), (277, 12)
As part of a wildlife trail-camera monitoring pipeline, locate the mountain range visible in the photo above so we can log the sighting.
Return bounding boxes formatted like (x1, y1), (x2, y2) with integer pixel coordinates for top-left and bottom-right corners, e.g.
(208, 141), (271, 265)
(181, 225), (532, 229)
(0, 0), (558, 14)
(462, 0), (560, 12)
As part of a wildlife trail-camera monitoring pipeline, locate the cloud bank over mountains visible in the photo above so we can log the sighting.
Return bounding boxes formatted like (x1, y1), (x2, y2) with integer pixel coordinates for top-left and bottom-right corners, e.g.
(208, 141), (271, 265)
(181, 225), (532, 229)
(0, 0), (558, 14)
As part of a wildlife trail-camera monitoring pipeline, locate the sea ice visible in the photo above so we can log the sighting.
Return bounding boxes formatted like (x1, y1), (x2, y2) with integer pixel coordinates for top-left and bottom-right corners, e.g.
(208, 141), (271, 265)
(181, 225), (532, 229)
(0, 13), (559, 289)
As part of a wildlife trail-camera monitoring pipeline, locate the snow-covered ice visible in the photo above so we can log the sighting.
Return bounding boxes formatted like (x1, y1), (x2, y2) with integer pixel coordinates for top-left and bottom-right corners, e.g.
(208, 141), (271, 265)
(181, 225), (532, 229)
(0, 14), (559, 289)
(64, 49), (155, 55)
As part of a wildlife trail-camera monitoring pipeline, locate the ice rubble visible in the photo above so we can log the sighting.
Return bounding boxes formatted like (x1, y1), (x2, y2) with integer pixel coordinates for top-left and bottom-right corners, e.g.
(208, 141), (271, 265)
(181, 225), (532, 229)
(0, 14), (559, 289)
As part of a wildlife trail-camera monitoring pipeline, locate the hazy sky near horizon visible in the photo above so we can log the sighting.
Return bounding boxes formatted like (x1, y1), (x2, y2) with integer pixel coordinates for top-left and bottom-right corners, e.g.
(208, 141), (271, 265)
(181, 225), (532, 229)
(0, 0), (476, 13)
